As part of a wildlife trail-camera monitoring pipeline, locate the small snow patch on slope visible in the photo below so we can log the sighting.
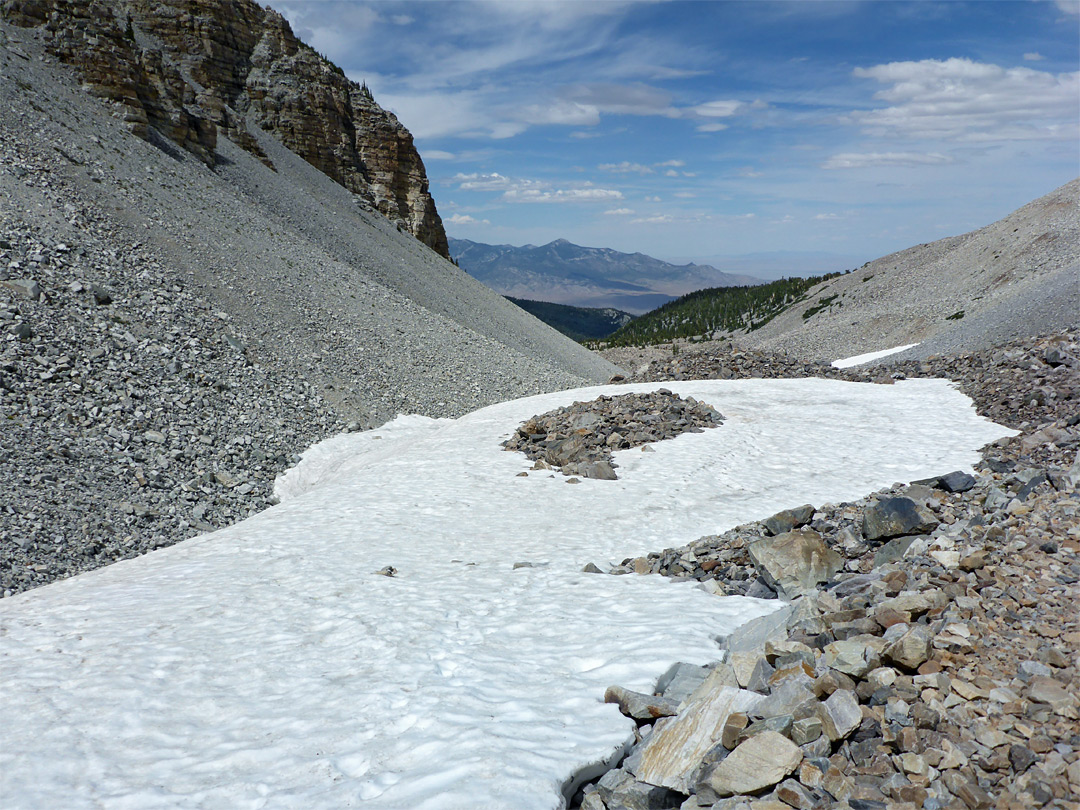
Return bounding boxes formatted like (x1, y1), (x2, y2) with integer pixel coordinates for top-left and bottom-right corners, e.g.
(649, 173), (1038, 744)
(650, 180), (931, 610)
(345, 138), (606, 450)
(832, 343), (919, 368)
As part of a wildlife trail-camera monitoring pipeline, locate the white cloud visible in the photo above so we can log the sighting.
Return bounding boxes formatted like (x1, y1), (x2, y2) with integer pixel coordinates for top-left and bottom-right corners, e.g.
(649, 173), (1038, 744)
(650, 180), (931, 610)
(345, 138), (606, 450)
(423, 150), (456, 161)
(644, 195), (662, 202)
(603, 208), (635, 215)
(503, 187), (624, 203)
(673, 191), (696, 198)
(379, 91), (527, 139)
(1023, 52), (1045, 62)
(630, 214), (676, 224)
(849, 58), (1080, 142)
(814, 213), (841, 220)
(561, 83), (680, 117)
(390, 14), (414, 26)
(696, 122), (729, 132)
(738, 167), (763, 178)
(656, 160), (685, 167)
(1056, 0), (1079, 15)
(449, 172), (517, 191)
(518, 100), (601, 126)
(598, 161), (654, 174)
(445, 214), (490, 225)
(449, 172), (621, 204)
(821, 152), (955, 169)
(664, 169), (679, 177)
(691, 99), (746, 118)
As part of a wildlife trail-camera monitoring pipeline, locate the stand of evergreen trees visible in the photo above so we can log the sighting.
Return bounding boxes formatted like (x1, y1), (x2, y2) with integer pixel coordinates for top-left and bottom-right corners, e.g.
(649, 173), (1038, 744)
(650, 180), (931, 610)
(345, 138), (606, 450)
(595, 272), (847, 348)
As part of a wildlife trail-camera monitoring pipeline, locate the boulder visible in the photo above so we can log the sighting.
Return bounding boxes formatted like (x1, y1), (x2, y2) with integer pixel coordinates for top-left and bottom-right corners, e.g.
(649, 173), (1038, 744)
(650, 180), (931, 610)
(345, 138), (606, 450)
(697, 731), (803, 798)
(748, 529), (843, 599)
(762, 504), (815, 536)
(634, 685), (763, 794)
(882, 624), (933, 671)
(862, 497), (938, 541)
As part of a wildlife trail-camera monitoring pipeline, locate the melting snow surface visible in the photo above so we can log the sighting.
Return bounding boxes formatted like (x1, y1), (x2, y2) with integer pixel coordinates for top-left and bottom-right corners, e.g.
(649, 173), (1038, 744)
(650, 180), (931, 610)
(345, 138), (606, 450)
(832, 343), (919, 368)
(0, 379), (1012, 810)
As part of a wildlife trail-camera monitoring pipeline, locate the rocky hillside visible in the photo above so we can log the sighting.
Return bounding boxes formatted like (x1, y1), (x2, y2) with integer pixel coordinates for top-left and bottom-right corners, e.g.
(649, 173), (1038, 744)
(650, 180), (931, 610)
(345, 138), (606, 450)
(731, 180), (1079, 362)
(0, 16), (618, 595)
(2, 0), (449, 256)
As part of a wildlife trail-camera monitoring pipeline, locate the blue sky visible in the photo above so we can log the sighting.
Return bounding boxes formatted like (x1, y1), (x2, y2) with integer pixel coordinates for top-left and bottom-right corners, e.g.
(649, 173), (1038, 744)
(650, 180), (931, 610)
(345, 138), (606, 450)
(269, 0), (1079, 268)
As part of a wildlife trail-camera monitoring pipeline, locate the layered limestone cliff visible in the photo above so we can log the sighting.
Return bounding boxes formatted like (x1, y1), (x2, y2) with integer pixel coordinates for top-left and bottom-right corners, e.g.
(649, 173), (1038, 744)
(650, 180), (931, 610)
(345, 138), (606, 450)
(2, 0), (449, 257)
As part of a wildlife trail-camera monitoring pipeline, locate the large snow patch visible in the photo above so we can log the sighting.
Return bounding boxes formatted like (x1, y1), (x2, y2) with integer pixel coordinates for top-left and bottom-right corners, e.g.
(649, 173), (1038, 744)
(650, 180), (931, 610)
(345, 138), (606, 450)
(0, 379), (1012, 809)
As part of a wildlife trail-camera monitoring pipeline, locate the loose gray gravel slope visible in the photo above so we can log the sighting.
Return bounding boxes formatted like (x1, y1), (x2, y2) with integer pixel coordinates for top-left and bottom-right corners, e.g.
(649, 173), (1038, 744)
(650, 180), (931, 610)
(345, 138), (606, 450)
(737, 179), (1079, 363)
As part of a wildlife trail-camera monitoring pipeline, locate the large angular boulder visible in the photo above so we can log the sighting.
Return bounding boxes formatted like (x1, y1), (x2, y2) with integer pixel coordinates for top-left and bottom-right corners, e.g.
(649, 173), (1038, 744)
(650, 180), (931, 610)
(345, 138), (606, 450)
(762, 504), (815, 536)
(748, 529), (843, 599)
(862, 497), (938, 541)
(697, 730), (803, 798)
(634, 684), (763, 794)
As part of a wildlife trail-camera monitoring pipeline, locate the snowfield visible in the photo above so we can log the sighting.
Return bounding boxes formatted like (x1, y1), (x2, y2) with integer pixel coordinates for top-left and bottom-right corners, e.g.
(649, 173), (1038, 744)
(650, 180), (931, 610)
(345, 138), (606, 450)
(832, 344), (919, 368)
(0, 379), (1013, 809)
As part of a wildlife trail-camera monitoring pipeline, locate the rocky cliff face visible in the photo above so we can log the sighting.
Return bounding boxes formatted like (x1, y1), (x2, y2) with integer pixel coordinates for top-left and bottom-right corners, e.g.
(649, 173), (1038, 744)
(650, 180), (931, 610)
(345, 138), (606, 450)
(1, 0), (449, 257)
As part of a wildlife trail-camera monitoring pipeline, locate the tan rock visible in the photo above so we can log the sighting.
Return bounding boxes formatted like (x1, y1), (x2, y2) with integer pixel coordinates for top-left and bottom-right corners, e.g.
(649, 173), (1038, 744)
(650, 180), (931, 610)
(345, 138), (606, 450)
(699, 731), (802, 797)
(634, 685), (763, 794)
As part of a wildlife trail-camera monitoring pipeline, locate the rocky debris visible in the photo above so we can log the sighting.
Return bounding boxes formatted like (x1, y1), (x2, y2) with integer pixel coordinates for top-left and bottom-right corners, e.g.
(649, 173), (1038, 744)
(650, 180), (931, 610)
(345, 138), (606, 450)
(574, 330), (1078, 809)
(1, 0), (448, 256)
(0, 181), (344, 597)
(503, 390), (723, 480)
(625, 330), (1079, 441)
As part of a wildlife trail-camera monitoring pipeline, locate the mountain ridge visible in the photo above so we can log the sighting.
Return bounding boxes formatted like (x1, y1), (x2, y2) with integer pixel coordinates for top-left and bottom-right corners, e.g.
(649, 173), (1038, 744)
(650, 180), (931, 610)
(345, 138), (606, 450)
(450, 236), (764, 314)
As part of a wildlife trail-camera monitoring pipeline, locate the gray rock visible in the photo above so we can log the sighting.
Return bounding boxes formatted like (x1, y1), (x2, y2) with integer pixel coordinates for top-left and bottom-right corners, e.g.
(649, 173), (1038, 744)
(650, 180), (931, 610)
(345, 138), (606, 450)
(581, 460), (619, 480)
(656, 662), (712, 705)
(822, 639), (873, 678)
(90, 284), (112, 305)
(602, 773), (682, 810)
(862, 497), (939, 541)
(719, 605), (793, 654)
(748, 528), (843, 599)
(634, 685), (763, 794)
(1, 278), (41, 300)
(762, 504), (815, 536)
(935, 471), (976, 492)
(821, 688), (861, 741)
(751, 677), (816, 720)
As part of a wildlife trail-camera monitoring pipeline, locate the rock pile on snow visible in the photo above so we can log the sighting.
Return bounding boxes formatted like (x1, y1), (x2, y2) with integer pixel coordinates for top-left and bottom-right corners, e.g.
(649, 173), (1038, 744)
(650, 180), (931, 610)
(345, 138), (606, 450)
(503, 389), (724, 480)
(574, 330), (1079, 809)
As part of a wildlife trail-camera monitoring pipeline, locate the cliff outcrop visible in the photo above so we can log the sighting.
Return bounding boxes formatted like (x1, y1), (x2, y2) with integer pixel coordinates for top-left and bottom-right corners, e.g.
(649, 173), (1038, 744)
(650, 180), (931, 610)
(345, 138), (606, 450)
(1, 0), (449, 257)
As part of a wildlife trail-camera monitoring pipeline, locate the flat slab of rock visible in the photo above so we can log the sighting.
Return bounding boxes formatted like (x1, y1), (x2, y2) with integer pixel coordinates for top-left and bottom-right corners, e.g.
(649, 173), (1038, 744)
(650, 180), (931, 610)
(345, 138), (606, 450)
(634, 684), (763, 794)
(699, 730), (803, 797)
(748, 528), (842, 599)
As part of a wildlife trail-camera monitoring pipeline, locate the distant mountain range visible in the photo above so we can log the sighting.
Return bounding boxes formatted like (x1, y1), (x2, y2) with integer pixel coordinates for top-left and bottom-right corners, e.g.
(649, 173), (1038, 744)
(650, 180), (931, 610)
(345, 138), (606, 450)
(449, 237), (764, 314)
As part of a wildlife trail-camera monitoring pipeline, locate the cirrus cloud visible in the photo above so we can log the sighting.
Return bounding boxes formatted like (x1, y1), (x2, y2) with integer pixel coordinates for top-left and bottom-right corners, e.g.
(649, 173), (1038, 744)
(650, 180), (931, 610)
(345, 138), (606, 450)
(848, 58), (1080, 142)
(821, 152), (955, 170)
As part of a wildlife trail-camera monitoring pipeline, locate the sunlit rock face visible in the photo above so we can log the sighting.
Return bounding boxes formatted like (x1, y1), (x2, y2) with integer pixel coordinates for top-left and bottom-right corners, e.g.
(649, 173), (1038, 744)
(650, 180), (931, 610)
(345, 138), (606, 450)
(2, 0), (449, 258)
